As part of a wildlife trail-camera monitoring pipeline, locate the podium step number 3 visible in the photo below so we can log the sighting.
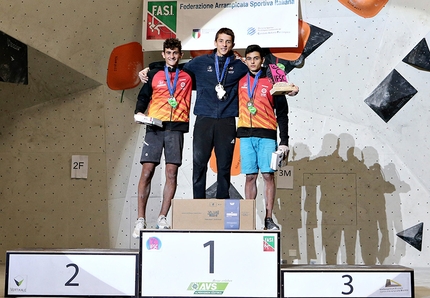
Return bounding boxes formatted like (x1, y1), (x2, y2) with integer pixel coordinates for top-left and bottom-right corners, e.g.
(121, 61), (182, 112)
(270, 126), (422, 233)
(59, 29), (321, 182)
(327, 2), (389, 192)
(282, 265), (414, 298)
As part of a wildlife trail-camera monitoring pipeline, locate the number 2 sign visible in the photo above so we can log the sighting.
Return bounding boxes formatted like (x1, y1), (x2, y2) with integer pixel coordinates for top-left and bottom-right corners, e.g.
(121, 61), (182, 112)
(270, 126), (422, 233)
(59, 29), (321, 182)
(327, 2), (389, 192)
(6, 251), (137, 296)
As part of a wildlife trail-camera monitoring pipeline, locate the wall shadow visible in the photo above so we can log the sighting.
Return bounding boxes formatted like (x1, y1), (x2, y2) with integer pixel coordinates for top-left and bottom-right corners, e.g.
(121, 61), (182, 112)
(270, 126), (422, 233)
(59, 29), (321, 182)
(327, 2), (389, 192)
(274, 133), (410, 265)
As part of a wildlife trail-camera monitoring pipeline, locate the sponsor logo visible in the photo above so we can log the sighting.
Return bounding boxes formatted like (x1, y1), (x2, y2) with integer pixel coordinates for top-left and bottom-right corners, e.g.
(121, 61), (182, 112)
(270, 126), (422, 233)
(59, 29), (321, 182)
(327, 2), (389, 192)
(9, 275), (27, 293)
(385, 279), (402, 287)
(226, 212), (238, 217)
(187, 282), (229, 295)
(208, 210), (220, 217)
(14, 276), (24, 287)
(378, 278), (410, 295)
(146, 237), (162, 250)
(157, 79), (167, 87)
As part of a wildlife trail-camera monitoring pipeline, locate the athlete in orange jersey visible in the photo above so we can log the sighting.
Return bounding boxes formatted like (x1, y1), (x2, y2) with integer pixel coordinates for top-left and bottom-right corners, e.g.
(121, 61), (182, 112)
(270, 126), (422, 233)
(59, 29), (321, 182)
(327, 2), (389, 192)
(237, 44), (299, 230)
(133, 38), (193, 237)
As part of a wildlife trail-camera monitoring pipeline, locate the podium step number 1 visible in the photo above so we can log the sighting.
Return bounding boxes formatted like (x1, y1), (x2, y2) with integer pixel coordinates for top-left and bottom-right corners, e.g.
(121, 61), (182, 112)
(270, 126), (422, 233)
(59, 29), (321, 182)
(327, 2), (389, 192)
(140, 230), (281, 298)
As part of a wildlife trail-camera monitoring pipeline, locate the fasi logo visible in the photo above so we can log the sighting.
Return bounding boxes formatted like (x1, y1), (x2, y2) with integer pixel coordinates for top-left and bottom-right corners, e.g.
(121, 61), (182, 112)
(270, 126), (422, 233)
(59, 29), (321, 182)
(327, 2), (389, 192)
(263, 236), (275, 251)
(146, 1), (177, 40)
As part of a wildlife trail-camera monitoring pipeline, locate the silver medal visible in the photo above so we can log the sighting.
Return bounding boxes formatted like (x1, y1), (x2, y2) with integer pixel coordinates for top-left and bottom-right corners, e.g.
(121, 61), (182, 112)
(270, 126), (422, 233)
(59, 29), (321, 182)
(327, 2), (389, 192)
(215, 84), (226, 100)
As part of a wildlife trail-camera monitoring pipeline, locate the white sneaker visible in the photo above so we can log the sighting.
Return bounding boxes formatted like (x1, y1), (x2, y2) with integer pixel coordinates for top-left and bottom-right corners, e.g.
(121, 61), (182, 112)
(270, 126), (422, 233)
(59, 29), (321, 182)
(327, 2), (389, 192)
(132, 217), (146, 238)
(156, 215), (170, 229)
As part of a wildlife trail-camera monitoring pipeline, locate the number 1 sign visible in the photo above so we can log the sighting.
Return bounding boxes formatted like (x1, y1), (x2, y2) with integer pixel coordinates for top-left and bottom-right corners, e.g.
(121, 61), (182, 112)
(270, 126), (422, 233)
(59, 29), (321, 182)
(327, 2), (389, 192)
(139, 230), (281, 298)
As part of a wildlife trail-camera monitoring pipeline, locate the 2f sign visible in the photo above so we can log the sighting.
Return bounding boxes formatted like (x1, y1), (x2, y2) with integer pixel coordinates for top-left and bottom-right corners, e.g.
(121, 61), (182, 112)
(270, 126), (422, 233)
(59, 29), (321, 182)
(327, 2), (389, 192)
(71, 155), (88, 179)
(277, 165), (293, 189)
(74, 162), (85, 169)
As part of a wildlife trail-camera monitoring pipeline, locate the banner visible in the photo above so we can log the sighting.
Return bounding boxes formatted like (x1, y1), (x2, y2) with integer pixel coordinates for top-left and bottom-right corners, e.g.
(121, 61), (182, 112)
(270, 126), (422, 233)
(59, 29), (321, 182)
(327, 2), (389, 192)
(142, 0), (299, 51)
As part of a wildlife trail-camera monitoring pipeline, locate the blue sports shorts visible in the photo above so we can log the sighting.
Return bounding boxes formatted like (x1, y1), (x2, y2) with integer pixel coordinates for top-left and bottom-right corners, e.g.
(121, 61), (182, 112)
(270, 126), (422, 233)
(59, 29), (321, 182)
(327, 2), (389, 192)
(240, 137), (276, 174)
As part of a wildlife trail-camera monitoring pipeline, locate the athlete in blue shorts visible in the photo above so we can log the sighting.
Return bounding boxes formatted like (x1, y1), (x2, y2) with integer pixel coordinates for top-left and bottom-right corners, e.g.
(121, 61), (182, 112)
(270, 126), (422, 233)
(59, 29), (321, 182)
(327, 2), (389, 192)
(237, 44), (299, 230)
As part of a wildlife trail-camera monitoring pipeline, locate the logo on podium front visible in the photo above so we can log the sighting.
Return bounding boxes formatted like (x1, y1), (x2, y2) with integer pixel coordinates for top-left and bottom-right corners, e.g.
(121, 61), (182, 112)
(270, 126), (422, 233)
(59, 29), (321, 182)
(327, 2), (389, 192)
(263, 236), (276, 251)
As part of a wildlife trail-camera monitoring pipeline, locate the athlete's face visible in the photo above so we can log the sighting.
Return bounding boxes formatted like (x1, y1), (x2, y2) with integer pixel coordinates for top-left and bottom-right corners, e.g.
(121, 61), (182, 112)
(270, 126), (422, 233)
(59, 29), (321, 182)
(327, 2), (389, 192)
(245, 51), (264, 73)
(162, 47), (182, 68)
(214, 33), (234, 56)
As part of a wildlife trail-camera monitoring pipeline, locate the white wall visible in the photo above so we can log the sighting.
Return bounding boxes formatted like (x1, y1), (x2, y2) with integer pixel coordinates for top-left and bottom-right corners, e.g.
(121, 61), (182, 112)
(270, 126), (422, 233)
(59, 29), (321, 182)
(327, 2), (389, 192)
(120, 0), (430, 266)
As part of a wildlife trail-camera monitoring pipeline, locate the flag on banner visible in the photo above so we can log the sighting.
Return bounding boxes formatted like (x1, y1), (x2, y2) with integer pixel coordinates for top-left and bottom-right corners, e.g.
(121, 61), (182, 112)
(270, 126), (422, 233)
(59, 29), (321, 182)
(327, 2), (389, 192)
(192, 29), (201, 39)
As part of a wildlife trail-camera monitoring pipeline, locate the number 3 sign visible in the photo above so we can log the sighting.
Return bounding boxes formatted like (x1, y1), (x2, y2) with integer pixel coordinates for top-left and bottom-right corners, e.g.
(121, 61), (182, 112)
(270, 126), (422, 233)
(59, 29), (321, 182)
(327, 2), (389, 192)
(282, 269), (413, 297)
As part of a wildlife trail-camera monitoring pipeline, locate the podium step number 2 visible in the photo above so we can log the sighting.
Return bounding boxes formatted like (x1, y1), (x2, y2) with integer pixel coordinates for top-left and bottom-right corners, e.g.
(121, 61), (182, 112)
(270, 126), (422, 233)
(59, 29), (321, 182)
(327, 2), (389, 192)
(5, 250), (138, 296)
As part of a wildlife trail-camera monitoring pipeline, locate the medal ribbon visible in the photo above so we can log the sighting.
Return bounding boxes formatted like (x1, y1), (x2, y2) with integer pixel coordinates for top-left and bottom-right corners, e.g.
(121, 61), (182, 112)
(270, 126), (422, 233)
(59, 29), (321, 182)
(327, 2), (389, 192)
(215, 55), (231, 84)
(165, 65), (179, 97)
(247, 70), (262, 100)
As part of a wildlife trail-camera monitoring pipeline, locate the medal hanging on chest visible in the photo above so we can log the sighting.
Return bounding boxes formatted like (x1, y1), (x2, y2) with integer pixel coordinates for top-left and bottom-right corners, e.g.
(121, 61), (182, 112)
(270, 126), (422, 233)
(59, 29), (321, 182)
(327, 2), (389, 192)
(165, 66), (179, 108)
(247, 101), (257, 115)
(247, 70), (261, 115)
(168, 96), (177, 108)
(215, 56), (230, 100)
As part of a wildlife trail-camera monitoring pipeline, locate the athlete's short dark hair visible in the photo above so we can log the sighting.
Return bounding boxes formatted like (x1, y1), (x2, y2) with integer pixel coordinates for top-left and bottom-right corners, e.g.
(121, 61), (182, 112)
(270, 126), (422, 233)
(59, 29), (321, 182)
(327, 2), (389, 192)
(215, 28), (235, 44)
(245, 44), (263, 57)
(163, 38), (182, 53)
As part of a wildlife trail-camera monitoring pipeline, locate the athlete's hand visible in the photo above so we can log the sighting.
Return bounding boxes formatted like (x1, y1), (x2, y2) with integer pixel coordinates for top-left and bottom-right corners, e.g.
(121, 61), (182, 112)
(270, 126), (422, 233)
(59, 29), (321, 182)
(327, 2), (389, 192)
(138, 67), (150, 84)
(287, 84), (299, 96)
(278, 145), (290, 155)
(234, 51), (246, 64)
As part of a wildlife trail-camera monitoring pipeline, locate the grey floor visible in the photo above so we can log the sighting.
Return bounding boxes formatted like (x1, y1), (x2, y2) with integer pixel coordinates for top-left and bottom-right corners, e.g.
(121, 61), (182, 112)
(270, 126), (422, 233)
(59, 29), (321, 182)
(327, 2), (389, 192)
(1, 264), (430, 297)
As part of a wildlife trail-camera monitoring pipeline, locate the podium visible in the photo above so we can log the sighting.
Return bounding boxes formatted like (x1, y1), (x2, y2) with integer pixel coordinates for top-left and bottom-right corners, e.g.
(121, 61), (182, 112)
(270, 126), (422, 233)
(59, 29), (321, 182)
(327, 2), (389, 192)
(281, 264), (414, 298)
(5, 249), (138, 297)
(4, 232), (414, 298)
(139, 230), (281, 297)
